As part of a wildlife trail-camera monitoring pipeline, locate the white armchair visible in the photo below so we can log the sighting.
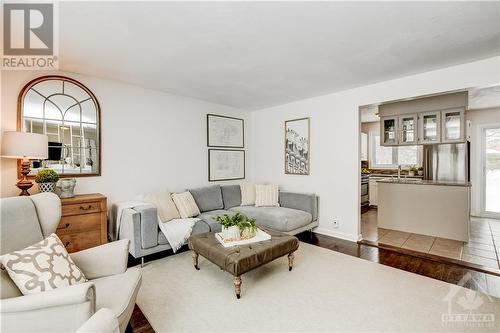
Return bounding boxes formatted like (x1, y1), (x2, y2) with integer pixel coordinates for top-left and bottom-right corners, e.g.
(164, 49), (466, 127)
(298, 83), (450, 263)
(0, 193), (142, 333)
(76, 309), (120, 333)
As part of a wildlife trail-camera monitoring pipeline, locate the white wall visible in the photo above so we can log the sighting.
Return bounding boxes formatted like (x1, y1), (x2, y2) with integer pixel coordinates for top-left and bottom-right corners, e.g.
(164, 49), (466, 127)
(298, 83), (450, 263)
(251, 56), (500, 241)
(1, 71), (251, 206)
(2, 57), (499, 242)
(467, 107), (500, 216)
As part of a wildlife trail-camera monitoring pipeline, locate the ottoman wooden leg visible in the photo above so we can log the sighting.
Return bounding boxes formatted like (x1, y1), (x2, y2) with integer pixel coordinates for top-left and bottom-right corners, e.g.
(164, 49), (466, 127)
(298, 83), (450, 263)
(288, 252), (295, 271)
(234, 276), (242, 299)
(192, 252), (199, 270)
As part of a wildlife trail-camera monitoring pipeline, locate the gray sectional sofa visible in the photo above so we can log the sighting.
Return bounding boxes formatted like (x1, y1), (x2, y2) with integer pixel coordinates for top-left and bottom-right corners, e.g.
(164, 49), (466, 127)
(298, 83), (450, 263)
(118, 185), (318, 263)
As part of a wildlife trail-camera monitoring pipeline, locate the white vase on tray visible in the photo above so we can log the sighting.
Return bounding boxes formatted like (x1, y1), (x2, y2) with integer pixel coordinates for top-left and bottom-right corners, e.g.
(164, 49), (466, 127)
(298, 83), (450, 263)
(221, 226), (241, 241)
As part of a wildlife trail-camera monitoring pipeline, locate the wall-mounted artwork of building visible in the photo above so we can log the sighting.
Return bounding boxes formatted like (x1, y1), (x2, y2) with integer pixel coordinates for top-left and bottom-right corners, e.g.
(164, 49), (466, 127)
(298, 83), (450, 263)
(285, 117), (310, 175)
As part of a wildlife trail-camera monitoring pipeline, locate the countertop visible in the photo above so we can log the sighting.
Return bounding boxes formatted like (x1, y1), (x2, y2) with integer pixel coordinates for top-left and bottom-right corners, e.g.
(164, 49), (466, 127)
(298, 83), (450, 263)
(377, 178), (471, 187)
(368, 173), (423, 179)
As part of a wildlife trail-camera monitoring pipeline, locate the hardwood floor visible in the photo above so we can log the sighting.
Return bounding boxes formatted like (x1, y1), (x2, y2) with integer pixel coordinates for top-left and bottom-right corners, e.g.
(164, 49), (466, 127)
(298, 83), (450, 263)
(128, 231), (500, 333)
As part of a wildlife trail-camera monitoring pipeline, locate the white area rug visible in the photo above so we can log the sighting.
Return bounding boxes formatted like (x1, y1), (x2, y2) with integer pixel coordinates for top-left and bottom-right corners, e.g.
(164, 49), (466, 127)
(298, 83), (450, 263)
(137, 242), (500, 332)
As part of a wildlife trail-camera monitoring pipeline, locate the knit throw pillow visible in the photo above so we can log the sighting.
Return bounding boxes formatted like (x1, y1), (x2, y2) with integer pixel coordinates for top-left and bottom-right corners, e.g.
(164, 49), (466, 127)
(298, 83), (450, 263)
(171, 191), (201, 218)
(255, 184), (280, 207)
(240, 183), (256, 206)
(1, 233), (87, 295)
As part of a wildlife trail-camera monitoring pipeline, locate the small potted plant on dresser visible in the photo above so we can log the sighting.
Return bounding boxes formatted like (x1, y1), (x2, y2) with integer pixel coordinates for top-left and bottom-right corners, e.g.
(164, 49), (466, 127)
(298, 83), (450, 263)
(35, 169), (59, 193)
(417, 166), (424, 176)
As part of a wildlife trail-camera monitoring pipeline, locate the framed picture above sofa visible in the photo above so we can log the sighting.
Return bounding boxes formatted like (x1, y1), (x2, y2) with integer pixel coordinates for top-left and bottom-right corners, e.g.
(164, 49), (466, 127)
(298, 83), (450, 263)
(207, 114), (244, 148)
(285, 117), (310, 175)
(208, 149), (245, 181)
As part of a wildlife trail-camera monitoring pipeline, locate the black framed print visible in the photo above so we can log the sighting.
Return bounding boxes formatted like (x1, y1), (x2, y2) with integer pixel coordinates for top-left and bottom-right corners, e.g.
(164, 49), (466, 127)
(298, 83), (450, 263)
(207, 114), (244, 148)
(208, 149), (245, 181)
(285, 117), (310, 175)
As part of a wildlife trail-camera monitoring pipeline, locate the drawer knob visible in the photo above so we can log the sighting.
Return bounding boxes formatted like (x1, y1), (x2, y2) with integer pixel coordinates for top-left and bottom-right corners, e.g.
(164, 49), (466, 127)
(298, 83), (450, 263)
(80, 205), (92, 210)
(65, 241), (70, 247)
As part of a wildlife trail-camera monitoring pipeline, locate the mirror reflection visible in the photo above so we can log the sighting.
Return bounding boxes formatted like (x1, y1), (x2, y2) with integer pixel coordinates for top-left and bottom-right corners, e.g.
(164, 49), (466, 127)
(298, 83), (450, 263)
(20, 77), (100, 176)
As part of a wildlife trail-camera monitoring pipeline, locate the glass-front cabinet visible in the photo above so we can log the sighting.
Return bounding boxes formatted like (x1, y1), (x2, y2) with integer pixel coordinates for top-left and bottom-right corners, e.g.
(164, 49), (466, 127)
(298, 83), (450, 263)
(418, 111), (441, 144)
(399, 115), (418, 145)
(380, 108), (465, 146)
(380, 116), (398, 146)
(442, 108), (465, 143)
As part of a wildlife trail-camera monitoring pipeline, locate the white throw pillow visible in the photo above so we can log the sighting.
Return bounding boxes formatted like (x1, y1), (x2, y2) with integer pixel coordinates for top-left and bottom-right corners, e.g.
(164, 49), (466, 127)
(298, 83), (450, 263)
(144, 192), (180, 222)
(1, 233), (87, 295)
(255, 184), (280, 207)
(240, 183), (256, 206)
(171, 191), (201, 218)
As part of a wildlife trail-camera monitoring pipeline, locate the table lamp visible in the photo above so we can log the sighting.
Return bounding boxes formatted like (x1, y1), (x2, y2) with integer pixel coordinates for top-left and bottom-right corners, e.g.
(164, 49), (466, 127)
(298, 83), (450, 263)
(1, 131), (48, 196)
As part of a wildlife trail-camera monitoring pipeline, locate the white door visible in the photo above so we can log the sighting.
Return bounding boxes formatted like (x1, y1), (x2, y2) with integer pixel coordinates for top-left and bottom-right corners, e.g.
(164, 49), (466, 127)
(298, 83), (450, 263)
(481, 126), (500, 218)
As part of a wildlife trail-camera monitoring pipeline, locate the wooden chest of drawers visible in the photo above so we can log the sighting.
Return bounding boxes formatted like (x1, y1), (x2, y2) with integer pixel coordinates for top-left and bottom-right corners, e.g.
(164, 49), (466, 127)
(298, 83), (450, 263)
(56, 193), (107, 253)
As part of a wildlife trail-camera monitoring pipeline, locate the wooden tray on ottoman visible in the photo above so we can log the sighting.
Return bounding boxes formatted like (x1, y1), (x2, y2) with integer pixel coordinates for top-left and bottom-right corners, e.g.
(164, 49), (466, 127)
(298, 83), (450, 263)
(188, 230), (299, 299)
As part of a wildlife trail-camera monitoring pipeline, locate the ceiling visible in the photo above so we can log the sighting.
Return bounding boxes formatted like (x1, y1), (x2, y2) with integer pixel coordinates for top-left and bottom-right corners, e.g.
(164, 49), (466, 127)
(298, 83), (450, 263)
(59, 2), (500, 110)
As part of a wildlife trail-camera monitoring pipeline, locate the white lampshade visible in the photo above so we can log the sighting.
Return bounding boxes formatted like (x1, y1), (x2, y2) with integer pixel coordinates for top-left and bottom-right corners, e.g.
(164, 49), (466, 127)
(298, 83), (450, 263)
(1, 131), (48, 160)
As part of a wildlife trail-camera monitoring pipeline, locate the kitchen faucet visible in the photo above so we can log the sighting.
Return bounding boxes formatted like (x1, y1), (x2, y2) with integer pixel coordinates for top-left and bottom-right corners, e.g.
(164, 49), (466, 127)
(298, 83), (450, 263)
(397, 165), (402, 181)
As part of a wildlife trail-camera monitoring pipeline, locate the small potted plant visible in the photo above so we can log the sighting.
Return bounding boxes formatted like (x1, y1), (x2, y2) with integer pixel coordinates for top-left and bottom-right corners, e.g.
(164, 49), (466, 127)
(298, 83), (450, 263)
(408, 165), (418, 177)
(239, 218), (257, 239)
(35, 169), (59, 193)
(214, 213), (242, 241)
(417, 166), (424, 176)
(214, 212), (257, 241)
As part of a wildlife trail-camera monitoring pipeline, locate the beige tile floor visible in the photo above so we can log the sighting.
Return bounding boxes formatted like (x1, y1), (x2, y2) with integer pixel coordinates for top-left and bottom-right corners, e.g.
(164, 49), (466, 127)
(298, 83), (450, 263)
(361, 208), (500, 270)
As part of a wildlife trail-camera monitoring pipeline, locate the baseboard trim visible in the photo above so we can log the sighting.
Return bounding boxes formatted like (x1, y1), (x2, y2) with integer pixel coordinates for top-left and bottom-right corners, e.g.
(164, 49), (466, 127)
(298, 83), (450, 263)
(314, 228), (359, 242)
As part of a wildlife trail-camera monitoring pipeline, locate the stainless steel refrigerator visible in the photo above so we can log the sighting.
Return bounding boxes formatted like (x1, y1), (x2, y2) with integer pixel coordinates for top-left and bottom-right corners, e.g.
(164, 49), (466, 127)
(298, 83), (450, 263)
(423, 143), (469, 182)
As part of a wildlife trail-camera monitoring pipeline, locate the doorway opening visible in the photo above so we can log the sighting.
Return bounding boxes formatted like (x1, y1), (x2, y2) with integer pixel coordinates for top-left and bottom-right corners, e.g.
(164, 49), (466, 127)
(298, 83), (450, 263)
(481, 126), (500, 218)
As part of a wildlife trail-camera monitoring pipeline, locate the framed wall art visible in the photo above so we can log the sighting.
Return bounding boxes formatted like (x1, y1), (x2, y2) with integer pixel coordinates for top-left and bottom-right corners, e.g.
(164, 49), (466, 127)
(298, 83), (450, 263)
(285, 117), (310, 175)
(207, 114), (244, 148)
(208, 149), (245, 181)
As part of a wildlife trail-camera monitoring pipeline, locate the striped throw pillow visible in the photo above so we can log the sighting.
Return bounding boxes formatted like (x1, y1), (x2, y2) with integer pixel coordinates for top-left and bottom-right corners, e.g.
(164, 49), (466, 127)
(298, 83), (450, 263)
(255, 184), (280, 207)
(171, 191), (201, 218)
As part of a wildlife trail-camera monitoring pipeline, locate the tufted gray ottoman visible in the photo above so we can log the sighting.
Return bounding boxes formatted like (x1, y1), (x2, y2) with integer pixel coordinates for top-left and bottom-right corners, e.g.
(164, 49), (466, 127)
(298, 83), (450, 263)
(188, 230), (299, 299)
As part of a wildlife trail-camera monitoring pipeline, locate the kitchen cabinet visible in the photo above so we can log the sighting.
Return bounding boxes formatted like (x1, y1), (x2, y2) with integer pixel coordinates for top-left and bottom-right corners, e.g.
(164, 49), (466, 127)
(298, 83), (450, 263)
(368, 177), (380, 206)
(442, 108), (465, 143)
(361, 132), (368, 161)
(380, 108), (466, 146)
(380, 116), (398, 146)
(418, 111), (441, 144)
(377, 181), (470, 242)
(399, 114), (418, 145)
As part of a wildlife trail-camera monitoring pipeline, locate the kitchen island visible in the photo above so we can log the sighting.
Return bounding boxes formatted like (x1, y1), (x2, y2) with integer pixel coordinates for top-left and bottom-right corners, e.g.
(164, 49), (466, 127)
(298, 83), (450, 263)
(377, 179), (471, 242)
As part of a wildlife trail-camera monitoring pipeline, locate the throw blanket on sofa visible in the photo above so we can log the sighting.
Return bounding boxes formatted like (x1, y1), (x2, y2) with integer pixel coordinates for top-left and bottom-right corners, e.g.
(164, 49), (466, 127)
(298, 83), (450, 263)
(158, 218), (199, 252)
(115, 200), (198, 252)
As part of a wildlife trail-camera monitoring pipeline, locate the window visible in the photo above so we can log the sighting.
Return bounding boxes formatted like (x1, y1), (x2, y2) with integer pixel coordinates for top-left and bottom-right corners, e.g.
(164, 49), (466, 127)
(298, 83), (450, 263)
(369, 131), (421, 169)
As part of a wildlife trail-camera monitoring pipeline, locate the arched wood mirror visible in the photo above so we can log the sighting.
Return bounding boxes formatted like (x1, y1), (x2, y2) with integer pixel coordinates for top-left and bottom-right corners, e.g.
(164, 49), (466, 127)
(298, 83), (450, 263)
(18, 75), (101, 177)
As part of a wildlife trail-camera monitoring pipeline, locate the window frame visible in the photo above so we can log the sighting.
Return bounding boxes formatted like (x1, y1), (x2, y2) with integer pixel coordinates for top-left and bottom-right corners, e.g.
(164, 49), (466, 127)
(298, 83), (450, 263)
(17, 75), (101, 178)
(369, 130), (422, 169)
